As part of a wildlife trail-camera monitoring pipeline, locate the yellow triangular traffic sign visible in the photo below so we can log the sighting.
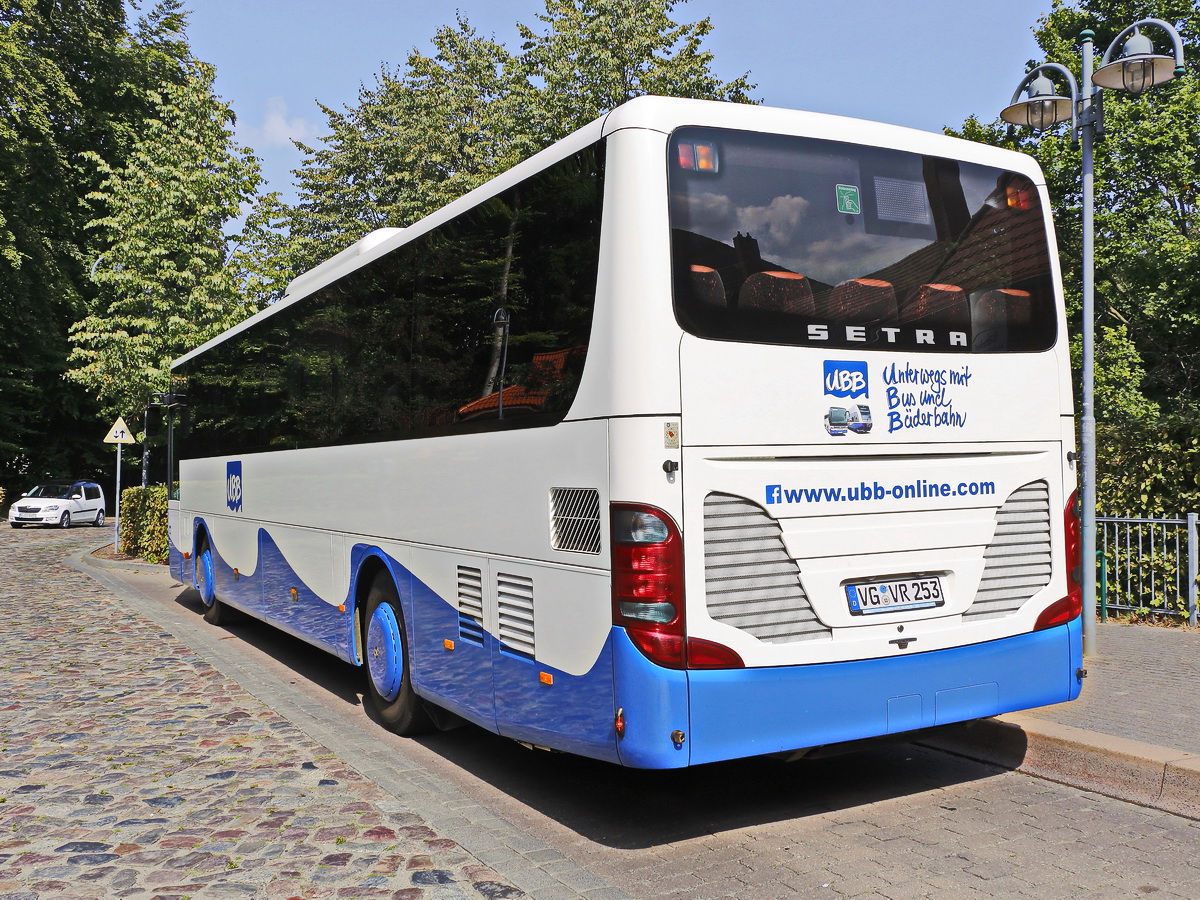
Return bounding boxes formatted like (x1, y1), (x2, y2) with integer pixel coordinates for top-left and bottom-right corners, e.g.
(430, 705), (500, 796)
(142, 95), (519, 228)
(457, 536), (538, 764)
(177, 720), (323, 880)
(104, 416), (136, 444)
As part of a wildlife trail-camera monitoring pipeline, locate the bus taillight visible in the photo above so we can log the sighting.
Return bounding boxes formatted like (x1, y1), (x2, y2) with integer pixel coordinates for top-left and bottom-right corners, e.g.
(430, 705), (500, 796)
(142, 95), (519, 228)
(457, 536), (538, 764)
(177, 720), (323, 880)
(611, 503), (743, 669)
(1036, 490), (1083, 630)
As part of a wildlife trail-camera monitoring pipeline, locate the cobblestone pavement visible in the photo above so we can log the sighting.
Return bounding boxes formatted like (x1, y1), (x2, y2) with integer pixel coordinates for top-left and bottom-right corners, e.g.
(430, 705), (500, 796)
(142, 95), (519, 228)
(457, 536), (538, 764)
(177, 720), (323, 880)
(0, 527), (526, 900)
(4, 526), (1200, 900)
(1018, 622), (1200, 755)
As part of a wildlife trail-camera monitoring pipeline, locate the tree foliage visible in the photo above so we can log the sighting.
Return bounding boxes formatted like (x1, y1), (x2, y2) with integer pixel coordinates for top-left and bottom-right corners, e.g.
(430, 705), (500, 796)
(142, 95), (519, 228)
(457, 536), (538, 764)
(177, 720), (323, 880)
(952, 0), (1200, 514)
(517, 0), (755, 144)
(0, 0), (196, 491)
(0, 0), (754, 503)
(253, 0), (756, 290)
(68, 61), (263, 419)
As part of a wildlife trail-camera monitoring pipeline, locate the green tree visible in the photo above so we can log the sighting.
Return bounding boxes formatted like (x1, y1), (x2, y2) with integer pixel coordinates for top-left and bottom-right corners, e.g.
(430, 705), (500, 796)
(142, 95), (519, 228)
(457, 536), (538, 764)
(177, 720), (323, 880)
(68, 61), (264, 421)
(276, 15), (529, 279)
(0, 0), (192, 491)
(252, 0), (755, 296)
(517, 0), (755, 144)
(952, 0), (1200, 514)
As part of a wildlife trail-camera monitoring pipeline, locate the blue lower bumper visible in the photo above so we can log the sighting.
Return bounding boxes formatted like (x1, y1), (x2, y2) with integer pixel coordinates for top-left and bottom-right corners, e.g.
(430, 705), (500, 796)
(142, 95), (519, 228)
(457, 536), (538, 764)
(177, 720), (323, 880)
(614, 618), (1083, 768)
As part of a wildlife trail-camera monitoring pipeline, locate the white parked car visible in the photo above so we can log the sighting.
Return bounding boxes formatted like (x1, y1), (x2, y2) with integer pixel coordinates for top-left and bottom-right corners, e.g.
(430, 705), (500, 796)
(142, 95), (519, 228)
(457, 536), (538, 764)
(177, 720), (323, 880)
(8, 480), (106, 528)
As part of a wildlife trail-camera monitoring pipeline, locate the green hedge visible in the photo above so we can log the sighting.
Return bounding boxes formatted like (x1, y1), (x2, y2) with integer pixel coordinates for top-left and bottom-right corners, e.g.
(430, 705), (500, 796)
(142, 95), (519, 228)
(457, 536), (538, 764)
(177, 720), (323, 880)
(119, 485), (169, 564)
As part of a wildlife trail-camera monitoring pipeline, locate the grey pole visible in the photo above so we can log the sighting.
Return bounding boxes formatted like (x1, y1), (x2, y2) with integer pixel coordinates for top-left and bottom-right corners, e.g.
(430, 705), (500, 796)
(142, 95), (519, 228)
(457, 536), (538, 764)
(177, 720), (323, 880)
(1188, 512), (1197, 628)
(1078, 30), (1098, 658)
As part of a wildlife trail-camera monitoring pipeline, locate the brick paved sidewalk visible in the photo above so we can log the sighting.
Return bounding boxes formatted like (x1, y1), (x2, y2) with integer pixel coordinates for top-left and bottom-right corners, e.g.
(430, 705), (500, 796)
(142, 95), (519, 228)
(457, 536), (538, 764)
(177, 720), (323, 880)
(0, 528), (525, 900)
(1017, 622), (1200, 756)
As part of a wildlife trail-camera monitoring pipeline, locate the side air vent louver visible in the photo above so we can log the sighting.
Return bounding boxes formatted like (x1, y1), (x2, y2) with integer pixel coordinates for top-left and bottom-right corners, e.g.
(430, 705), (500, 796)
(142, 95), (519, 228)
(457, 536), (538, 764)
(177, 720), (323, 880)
(703, 493), (832, 643)
(550, 488), (602, 554)
(965, 479), (1053, 620)
(456, 565), (485, 646)
(497, 572), (535, 659)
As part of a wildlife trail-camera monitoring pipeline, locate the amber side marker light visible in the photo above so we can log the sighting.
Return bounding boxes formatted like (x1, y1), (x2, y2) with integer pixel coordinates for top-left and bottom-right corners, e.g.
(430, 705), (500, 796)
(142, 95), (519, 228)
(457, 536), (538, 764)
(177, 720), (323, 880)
(1006, 182), (1036, 210)
(676, 140), (719, 173)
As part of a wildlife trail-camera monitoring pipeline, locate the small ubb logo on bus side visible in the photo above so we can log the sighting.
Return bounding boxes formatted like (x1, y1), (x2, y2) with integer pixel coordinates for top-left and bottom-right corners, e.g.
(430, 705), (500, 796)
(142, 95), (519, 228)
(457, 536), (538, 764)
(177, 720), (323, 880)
(824, 360), (868, 399)
(226, 461), (243, 512)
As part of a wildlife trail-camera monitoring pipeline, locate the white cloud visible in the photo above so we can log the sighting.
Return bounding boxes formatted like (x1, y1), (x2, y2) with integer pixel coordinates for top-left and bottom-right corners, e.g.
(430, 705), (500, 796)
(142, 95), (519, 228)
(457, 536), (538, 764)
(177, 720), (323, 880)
(736, 194), (810, 259)
(244, 96), (320, 149)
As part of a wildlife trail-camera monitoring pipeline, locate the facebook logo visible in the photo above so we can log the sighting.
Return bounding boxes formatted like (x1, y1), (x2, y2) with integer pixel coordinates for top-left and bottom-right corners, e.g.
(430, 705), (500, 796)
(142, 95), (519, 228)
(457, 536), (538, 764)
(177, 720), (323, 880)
(766, 485), (782, 505)
(226, 461), (243, 512)
(824, 360), (868, 399)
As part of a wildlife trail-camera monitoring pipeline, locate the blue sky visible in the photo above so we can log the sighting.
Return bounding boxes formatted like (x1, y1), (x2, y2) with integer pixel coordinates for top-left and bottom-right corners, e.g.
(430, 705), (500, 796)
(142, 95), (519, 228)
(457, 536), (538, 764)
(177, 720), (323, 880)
(184, 0), (1054, 205)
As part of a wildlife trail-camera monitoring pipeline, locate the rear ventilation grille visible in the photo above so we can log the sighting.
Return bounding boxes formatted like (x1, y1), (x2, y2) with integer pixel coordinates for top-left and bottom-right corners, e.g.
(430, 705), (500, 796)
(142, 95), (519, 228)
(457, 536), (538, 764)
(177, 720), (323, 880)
(550, 488), (602, 554)
(965, 479), (1053, 620)
(703, 493), (832, 643)
(456, 566), (485, 646)
(497, 572), (536, 660)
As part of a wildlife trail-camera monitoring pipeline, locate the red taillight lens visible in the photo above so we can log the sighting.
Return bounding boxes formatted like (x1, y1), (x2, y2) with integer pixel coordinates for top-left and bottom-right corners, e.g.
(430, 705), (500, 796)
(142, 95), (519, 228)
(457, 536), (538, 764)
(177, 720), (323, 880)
(1037, 490), (1083, 631)
(1035, 593), (1082, 630)
(686, 636), (744, 669)
(611, 503), (742, 669)
(612, 504), (685, 668)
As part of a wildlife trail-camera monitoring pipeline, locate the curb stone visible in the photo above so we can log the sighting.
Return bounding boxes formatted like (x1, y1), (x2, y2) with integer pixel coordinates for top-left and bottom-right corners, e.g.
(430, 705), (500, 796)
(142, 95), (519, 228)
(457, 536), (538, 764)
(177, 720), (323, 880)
(919, 713), (1200, 820)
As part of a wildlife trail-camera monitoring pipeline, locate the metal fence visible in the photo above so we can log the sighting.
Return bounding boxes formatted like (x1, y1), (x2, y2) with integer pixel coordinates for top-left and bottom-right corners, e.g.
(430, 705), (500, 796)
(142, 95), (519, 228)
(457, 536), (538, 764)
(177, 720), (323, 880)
(1097, 513), (1198, 625)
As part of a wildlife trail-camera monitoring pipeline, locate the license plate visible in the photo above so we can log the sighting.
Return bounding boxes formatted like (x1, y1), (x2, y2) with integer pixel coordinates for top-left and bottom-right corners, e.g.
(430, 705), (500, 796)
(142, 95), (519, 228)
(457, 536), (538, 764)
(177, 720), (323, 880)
(846, 575), (945, 615)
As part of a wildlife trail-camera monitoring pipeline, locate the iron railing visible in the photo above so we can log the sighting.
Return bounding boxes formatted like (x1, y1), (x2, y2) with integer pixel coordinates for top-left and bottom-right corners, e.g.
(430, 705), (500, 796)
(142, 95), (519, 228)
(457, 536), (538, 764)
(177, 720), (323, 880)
(1097, 513), (1198, 625)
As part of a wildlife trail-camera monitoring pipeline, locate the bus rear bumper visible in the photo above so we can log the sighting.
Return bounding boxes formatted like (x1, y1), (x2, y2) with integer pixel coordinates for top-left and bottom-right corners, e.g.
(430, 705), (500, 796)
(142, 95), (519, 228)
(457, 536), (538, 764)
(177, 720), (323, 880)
(614, 617), (1083, 768)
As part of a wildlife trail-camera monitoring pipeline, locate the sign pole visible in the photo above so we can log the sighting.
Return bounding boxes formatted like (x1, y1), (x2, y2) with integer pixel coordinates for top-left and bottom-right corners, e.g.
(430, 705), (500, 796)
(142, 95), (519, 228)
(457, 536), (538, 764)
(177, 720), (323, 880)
(103, 416), (135, 554)
(114, 442), (122, 552)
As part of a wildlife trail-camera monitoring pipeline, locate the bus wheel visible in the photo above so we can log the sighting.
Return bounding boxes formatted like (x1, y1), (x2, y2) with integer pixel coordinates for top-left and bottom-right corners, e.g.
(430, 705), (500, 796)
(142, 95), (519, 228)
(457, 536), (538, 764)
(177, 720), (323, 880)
(363, 571), (432, 735)
(196, 540), (229, 625)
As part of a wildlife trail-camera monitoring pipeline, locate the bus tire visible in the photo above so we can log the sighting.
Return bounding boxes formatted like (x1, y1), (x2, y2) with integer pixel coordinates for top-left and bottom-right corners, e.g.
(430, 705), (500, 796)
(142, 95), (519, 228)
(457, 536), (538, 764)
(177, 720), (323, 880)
(196, 540), (229, 626)
(363, 571), (432, 736)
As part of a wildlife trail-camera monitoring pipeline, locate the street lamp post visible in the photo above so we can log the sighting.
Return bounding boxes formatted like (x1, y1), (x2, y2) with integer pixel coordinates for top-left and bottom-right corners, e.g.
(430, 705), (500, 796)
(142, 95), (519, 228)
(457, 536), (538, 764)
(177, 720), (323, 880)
(1000, 20), (1186, 658)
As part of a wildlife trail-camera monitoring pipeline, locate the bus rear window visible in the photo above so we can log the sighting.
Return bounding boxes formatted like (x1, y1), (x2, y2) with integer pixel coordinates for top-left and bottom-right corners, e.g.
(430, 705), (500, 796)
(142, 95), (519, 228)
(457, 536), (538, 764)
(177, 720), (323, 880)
(669, 128), (1056, 353)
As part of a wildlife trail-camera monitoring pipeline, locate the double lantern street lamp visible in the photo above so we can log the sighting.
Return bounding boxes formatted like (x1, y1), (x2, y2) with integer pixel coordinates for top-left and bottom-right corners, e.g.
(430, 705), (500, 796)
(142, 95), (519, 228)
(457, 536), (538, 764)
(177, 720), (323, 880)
(999, 20), (1186, 657)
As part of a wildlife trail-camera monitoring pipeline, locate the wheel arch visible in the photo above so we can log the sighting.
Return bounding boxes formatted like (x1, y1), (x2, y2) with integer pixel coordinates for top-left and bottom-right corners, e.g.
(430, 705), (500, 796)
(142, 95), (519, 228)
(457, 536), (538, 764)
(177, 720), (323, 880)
(191, 519), (214, 590)
(349, 550), (406, 668)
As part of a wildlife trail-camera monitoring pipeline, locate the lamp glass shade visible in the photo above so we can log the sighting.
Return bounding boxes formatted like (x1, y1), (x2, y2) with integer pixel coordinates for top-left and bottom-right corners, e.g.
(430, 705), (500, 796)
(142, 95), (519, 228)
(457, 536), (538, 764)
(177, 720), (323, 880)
(1000, 96), (1073, 130)
(1092, 54), (1177, 94)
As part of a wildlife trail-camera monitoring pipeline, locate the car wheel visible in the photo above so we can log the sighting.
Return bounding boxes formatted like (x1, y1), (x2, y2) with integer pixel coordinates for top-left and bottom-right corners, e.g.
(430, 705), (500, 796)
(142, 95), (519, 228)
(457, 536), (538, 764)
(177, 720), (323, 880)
(94, 510), (106, 527)
(196, 541), (231, 625)
(59, 511), (71, 528)
(9, 522), (23, 528)
(363, 570), (432, 736)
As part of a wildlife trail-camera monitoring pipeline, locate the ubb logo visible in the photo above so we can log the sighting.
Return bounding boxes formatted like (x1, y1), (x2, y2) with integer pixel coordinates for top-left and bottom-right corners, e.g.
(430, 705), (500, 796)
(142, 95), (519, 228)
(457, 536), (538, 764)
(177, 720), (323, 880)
(226, 461), (243, 512)
(824, 360), (868, 399)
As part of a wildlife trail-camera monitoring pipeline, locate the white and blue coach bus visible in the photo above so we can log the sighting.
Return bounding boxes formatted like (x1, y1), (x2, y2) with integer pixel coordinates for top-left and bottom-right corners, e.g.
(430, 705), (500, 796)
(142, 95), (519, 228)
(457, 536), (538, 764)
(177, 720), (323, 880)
(167, 96), (1083, 768)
